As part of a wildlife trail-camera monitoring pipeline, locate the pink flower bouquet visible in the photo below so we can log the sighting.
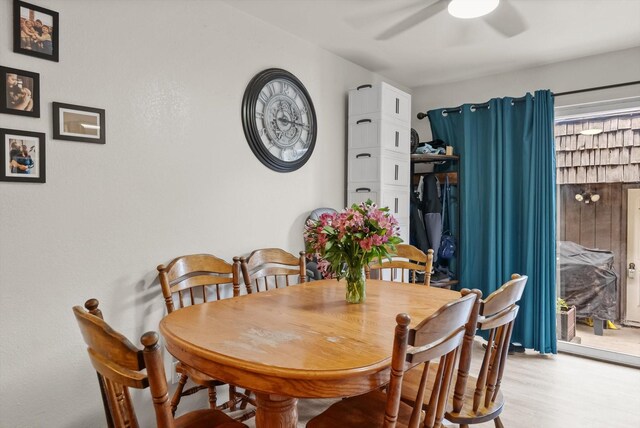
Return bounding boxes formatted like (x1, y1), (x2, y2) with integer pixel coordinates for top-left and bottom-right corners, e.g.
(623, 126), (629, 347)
(304, 200), (402, 303)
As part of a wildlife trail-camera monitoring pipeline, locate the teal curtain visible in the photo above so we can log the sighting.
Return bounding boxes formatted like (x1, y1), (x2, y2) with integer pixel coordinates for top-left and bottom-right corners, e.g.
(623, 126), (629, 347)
(428, 90), (557, 354)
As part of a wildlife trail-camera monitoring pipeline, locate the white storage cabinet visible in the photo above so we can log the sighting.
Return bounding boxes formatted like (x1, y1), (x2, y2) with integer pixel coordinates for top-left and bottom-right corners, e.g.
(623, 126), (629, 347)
(347, 82), (411, 244)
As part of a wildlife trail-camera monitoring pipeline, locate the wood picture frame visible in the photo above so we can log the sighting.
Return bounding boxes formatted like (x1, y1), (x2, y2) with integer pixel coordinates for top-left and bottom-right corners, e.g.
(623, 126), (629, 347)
(0, 66), (40, 117)
(0, 128), (46, 183)
(53, 102), (106, 144)
(13, 0), (59, 62)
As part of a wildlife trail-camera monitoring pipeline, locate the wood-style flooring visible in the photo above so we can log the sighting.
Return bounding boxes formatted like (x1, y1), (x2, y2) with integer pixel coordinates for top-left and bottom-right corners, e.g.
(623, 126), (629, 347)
(240, 339), (640, 428)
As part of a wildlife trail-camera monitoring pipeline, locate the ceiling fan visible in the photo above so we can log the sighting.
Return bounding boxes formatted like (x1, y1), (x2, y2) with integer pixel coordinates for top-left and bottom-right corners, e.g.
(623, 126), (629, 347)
(375, 0), (528, 41)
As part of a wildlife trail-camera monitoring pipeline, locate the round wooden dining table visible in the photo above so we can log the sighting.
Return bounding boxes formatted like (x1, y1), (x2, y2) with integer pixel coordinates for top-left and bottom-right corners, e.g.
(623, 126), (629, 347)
(160, 279), (461, 428)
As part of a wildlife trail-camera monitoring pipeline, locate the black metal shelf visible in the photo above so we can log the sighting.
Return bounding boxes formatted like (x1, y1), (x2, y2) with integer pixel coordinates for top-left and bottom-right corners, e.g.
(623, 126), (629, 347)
(410, 152), (461, 289)
(410, 153), (459, 164)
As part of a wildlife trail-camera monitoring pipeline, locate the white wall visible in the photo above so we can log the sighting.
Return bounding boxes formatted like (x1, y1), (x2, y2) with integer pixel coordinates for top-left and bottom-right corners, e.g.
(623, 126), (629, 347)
(0, 1), (398, 426)
(411, 46), (640, 141)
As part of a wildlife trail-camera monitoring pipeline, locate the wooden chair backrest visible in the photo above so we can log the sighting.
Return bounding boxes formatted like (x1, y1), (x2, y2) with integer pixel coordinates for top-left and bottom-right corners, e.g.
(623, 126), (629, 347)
(157, 254), (241, 313)
(84, 299), (116, 428)
(73, 299), (175, 428)
(240, 248), (306, 293)
(471, 274), (527, 413)
(384, 290), (479, 428)
(366, 245), (434, 286)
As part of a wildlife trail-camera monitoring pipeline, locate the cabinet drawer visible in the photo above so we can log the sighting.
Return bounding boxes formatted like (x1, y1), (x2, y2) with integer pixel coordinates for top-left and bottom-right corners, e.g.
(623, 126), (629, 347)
(348, 82), (411, 124)
(348, 186), (379, 207)
(380, 84), (411, 124)
(347, 185), (409, 222)
(381, 189), (409, 220)
(348, 117), (410, 154)
(348, 150), (409, 187)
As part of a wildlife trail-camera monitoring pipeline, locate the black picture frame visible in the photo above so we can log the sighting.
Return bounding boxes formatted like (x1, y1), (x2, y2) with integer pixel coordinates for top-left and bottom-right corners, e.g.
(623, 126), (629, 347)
(1, 66), (40, 117)
(0, 128), (46, 183)
(13, 0), (59, 62)
(53, 102), (106, 144)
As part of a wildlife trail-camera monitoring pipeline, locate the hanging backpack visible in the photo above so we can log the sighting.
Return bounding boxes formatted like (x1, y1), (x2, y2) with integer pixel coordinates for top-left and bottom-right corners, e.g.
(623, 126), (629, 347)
(438, 176), (456, 260)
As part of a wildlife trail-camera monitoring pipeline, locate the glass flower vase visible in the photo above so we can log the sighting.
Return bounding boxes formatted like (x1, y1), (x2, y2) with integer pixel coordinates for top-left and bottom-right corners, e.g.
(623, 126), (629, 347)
(345, 264), (366, 304)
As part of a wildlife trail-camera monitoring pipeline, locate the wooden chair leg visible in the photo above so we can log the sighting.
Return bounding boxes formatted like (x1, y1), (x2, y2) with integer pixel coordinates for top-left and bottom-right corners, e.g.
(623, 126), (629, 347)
(236, 409), (257, 422)
(494, 416), (505, 428)
(229, 385), (237, 411)
(240, 389), (252, 409)
(171, 373), (188, 416)
(208, 386), (217, 409)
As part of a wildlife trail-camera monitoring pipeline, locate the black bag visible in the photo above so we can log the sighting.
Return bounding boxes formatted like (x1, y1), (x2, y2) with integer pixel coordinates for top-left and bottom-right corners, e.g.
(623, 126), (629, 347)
(438, 176), (456, 260)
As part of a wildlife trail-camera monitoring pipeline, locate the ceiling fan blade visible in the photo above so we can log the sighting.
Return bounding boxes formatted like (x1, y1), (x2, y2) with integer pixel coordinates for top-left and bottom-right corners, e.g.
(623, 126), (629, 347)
(483, 0), (528, 38)
(376, 0), (449, 41)
(345, 0), (425, 31)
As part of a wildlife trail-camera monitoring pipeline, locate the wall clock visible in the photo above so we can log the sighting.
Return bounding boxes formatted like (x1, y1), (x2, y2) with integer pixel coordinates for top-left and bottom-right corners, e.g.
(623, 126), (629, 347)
(241, 68), (317, 172)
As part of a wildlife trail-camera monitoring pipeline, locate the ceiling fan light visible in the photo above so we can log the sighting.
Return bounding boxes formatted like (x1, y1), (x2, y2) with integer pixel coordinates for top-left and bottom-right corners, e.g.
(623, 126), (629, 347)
(448, 0), (500, 19)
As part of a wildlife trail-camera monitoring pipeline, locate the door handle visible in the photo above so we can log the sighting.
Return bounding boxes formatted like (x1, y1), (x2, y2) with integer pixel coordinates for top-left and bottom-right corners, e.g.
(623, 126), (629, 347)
(629, 262), (636, 279)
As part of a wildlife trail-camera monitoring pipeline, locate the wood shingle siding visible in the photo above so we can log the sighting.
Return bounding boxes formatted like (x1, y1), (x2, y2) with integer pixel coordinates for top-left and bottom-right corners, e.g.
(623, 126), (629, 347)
(556, 112), (640, 184)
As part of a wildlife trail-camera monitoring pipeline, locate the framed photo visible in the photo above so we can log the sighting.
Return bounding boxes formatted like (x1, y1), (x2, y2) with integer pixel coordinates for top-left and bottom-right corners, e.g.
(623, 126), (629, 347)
(13, 0), (59, 62)
(0, 66), (40, 117)
(0, 128), (46, 183)
(53, 103), (106, 144)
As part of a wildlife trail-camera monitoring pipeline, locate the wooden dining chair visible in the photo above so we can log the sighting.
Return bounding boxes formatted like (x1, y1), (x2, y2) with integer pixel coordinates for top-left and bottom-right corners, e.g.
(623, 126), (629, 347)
(240, 248), (306, 293)
(306, 289), (479, 428)
(157, 254), (254, 419)
(82, 299), (117, 428)
(401, 274), (528, 428)
(366, 244), (434, 286)
(72, 299), (248, 428)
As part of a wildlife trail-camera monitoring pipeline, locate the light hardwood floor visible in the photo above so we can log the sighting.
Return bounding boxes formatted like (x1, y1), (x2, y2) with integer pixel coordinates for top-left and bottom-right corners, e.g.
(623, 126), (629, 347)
(240, 339), (640, 428)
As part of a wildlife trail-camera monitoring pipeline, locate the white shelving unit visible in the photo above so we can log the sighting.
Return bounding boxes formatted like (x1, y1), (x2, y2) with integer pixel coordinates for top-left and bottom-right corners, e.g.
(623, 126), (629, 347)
(347, 82), (411, 243)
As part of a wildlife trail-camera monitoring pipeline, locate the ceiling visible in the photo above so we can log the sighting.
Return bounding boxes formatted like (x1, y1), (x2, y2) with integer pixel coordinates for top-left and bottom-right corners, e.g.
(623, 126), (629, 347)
(223, 0), (640, 89)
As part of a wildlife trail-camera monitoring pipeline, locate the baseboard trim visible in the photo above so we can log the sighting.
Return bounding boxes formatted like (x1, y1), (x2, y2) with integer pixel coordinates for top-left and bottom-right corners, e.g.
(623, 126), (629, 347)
(557, 340), (640, 368)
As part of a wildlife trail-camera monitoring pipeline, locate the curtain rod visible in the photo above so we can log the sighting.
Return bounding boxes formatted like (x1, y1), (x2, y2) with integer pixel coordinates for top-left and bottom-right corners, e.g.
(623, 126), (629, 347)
(417, 96), (531, 118)
(416, 81), (640, 119)
(554, 80), (640, 97)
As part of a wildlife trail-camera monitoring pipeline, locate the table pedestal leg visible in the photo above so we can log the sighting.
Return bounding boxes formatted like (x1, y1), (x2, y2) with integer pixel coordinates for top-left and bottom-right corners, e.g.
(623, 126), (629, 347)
(255, 393), (298, 428)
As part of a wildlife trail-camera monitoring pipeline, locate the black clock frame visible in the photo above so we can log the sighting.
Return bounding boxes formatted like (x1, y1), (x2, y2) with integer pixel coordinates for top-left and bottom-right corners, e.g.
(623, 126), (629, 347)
(241, 68), (317, 173)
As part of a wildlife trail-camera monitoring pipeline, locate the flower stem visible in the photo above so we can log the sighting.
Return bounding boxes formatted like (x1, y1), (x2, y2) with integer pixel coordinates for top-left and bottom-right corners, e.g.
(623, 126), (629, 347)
(345, 263), (366, 304)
